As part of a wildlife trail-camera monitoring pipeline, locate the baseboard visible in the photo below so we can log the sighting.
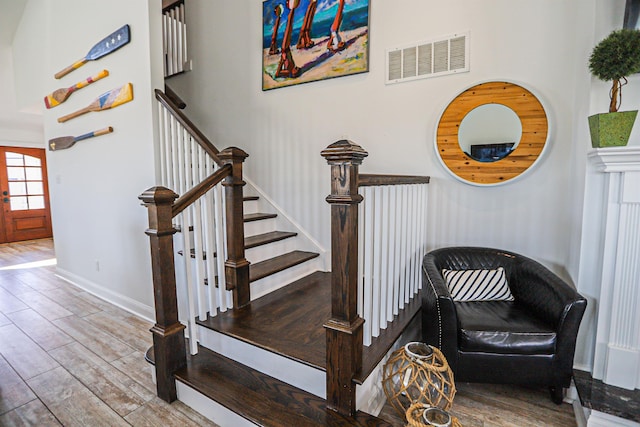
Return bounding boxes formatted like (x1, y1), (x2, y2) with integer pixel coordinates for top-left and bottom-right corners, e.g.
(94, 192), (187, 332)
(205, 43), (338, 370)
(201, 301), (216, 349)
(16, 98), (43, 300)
(55, 267), (155, 322)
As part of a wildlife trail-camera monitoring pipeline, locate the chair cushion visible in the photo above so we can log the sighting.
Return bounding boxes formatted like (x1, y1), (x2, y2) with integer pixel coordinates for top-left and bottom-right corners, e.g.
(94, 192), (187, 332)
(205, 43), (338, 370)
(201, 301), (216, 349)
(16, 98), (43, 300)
(455, 301), (556, 355)
(442, 267), (514, 302)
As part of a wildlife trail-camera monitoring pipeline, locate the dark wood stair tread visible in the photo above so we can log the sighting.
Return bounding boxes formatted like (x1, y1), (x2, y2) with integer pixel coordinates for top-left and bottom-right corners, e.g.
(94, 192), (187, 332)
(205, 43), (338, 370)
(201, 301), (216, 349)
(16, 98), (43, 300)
(198, 270), (422, 383)
(250, 250), (319, 282)
(244, 212), (277, 222)
(174, 345), (391, 427)
(243, 196), (259, 201)
(245, 231), (297, 249)
(180, 231), (298, 259)
(199, 271), (330, 369)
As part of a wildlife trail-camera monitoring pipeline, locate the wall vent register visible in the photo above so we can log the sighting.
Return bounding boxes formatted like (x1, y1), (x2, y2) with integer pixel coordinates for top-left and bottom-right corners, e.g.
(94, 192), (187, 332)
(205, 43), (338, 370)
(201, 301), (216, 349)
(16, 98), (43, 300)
(386, 32), (469, 84)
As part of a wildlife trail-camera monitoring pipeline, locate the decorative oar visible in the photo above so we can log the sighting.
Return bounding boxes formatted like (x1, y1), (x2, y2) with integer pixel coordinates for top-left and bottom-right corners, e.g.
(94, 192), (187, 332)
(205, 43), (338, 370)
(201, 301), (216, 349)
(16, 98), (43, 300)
(48, 127), (113, 151)
(54, 25), (130, 79)
(57, 83), (134, 123)
(44, 69), (109, 109)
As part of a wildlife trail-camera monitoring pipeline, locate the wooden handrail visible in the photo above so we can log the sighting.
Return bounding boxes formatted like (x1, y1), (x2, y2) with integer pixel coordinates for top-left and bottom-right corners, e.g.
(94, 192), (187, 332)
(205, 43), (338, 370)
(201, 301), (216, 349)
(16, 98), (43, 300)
(358, 174), (430, 187)
(164, 84), (186, 109)
(172, 164), (231, 217)
(155, 89), (222, 166)
(162, 0), (183, 12)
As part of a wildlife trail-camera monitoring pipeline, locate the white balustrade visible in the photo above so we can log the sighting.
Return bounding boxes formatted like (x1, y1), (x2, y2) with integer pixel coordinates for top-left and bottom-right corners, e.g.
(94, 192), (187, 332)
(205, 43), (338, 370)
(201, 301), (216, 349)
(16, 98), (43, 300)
(157, 100), (231, 355)
(163, 2), (189, 78)
(358, 182), (429, 346)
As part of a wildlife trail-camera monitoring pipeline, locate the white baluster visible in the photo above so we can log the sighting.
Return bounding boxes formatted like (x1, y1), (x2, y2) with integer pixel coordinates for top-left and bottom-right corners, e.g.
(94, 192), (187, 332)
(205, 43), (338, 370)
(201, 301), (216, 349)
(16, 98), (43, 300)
(176, 5), (183, 73)
(371, 186), (383, 338)
(192, 143), (207, 321)
(181, 4), (188, 70)
(362, 186), (374, 346)
(410, 185), (419, 297)
(214, 184), (230, 311)
(357, 196), (365, 319)
(387, 185), (398, 320)
(379, 185), (390, 331)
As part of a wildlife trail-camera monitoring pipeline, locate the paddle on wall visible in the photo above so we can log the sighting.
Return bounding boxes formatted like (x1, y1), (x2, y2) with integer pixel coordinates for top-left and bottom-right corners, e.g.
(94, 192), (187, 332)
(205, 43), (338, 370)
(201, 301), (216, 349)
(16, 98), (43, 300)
(57, 83), (134, 123)
(44, 70), (109, 109)
(49, 127), (114, 151)
(54, 25), (130, 79)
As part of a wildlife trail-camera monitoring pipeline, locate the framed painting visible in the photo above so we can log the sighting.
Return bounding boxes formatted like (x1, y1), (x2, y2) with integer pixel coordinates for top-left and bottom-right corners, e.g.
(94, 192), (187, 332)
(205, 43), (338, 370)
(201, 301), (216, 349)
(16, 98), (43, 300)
(262, 0), (370, 91)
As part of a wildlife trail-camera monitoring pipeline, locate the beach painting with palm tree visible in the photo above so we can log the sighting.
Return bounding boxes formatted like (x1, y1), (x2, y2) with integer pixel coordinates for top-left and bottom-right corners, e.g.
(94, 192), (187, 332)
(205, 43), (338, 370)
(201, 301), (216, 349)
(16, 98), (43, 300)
(262, 0), (370, 90)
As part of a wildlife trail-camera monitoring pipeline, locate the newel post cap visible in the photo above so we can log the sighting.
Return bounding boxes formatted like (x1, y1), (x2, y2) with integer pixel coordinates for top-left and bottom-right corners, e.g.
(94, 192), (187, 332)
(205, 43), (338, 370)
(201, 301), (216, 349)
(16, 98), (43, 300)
(321, 140), (368, 164)
(138, 186), (179, 205)
(219, 146), (249, 162)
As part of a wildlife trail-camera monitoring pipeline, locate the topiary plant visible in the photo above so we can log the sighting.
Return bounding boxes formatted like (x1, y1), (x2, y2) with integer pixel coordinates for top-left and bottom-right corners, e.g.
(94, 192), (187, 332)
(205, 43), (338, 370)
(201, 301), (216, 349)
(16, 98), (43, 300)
(589, 28), (640, 113)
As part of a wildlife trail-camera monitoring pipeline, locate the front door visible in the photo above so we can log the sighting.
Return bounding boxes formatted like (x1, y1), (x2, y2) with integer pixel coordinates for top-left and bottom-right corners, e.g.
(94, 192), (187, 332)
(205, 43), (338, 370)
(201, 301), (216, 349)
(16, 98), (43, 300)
(0, 147), (53, 243)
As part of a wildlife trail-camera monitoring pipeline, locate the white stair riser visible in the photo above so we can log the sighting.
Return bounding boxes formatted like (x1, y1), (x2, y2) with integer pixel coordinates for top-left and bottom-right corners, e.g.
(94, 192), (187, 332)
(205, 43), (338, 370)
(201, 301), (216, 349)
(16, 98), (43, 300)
(245, 237), (299, 264)
(242, 200), (259, 215)
(243, 218), (277, 237)
(251, 257), (323, 300)
(198, 326), (325, 398)
(176, 382), (256, 427)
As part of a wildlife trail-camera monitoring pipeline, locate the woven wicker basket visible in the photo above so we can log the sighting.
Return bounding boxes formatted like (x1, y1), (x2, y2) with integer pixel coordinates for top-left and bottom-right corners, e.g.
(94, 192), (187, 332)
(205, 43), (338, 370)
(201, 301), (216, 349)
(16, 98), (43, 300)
(405, 403), (462, 427)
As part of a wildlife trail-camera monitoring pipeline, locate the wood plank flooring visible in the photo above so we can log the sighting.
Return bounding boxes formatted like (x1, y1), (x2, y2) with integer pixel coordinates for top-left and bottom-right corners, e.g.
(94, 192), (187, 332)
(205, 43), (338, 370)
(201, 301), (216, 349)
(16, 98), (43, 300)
(0, 239), (218, 427)
(0, 239), (577, 426)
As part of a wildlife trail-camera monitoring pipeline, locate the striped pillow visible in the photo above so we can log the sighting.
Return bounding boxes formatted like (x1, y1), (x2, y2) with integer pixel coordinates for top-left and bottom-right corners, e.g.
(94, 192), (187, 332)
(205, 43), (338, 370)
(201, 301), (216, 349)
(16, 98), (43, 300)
(442, 267), (514, 302)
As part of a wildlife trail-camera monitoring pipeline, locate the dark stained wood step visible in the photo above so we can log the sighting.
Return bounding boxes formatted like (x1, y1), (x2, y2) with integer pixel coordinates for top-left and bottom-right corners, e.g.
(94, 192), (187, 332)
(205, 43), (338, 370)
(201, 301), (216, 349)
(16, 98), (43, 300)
(180, 231), (298, 260)
(243, 196), (259, 201)
(250, 250), (319, 283)
(199, 271), (423, 384)
(245, 231), (297, 250)
(244, 212), (277, 222)
(174, 345), (392, 427)
(199, 271), (329, 369)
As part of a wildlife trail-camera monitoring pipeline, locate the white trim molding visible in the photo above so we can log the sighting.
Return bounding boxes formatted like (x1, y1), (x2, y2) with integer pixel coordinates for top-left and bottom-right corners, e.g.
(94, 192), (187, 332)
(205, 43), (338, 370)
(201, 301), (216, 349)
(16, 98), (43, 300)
(587, 147), (640, 390)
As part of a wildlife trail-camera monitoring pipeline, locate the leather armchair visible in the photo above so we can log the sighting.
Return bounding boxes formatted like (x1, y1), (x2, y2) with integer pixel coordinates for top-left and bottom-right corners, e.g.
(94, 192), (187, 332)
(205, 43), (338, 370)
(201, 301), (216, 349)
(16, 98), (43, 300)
(422, 247), (587, 404)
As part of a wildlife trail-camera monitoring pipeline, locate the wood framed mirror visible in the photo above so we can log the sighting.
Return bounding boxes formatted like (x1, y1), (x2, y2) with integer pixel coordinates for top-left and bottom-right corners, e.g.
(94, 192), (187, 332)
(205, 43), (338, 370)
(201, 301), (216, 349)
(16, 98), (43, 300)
(435, 81), (549, 185)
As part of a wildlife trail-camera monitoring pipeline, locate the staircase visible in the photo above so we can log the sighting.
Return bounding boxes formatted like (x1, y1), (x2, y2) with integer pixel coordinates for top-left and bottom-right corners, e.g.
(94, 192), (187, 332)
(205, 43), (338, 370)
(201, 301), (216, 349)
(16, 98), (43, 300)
(141, 4), (430, 424)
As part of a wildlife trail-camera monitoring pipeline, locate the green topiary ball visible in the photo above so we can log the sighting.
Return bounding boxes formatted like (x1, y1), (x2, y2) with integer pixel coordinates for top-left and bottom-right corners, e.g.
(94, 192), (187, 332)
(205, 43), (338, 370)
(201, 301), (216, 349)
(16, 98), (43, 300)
(589, 29), (640, 81)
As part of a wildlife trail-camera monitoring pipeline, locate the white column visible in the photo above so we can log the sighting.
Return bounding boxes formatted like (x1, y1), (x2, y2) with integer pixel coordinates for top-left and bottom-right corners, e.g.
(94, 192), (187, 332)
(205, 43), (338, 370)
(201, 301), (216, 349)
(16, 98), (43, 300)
(589, 147), (640, 390)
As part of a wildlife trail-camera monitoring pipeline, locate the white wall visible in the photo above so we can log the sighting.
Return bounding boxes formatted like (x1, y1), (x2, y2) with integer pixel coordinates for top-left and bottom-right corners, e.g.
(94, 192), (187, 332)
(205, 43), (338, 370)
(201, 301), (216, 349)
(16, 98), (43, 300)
(12, 0), (164, 319)
(172, 0), (591, 267)
(0, 0), (43, 147)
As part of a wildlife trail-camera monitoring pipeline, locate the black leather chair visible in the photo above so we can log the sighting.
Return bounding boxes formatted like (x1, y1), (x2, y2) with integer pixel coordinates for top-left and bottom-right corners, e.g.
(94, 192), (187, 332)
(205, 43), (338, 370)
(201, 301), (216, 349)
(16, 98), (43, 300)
(422, 247), (587, 404)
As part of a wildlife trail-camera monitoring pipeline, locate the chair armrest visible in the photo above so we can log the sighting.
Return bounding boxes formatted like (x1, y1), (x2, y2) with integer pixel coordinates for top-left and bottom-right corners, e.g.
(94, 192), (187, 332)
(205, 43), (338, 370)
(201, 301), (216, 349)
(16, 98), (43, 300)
(511, 258), (585, 327)
(422, 255), (459, 371)
(511, 258), (587, 385)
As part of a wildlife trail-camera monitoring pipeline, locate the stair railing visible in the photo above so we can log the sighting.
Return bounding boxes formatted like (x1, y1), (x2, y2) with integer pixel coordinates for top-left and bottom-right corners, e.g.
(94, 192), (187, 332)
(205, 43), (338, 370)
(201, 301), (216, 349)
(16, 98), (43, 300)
(162, 0), (190, 77)
(358, 174), (430, 346)
(321, 140), (430, 416)
(140, 90), (250, 402)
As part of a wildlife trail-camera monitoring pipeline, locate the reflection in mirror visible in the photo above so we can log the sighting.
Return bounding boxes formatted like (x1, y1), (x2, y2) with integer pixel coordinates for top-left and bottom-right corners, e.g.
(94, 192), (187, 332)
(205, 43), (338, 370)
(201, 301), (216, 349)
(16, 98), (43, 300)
(458, 104), (522, 162)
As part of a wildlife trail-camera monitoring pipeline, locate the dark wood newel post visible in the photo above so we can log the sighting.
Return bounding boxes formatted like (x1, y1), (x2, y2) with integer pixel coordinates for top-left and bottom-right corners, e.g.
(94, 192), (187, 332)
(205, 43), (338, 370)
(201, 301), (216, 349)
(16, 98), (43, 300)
(321, 140), (368, 416)
(218, 147), (251, 309)
(139, 186), (186, 403)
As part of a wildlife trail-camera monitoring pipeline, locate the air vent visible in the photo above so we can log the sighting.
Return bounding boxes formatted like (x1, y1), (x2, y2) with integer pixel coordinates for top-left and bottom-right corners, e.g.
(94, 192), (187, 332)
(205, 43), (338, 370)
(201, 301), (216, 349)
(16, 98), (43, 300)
(386, 32), (469, 85)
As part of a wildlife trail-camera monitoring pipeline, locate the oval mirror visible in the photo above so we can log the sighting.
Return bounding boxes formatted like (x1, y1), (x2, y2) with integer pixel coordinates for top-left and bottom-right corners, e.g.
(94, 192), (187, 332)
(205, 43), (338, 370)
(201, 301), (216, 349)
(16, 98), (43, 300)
(435, 81), (549, 186)
(458, 104), (522, 162)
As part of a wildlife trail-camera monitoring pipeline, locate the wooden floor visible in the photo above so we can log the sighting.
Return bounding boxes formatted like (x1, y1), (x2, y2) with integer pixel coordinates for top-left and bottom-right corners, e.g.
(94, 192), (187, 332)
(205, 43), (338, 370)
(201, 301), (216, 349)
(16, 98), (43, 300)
(0, 239), (577, 426)
(0, 239), (219, 427)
